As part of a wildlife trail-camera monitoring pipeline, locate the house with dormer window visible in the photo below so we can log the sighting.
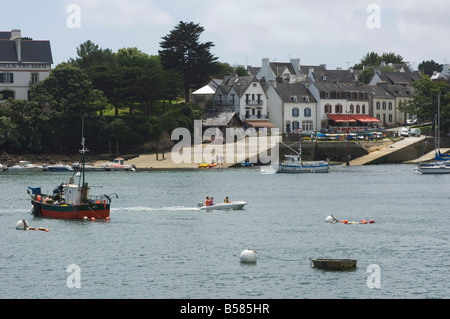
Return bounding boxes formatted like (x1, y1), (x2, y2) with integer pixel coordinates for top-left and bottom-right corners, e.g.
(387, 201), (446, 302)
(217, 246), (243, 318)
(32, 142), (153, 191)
(266, 82), (317, 134)
(0, 29), (53, 101)
(211, 75), (274, 129)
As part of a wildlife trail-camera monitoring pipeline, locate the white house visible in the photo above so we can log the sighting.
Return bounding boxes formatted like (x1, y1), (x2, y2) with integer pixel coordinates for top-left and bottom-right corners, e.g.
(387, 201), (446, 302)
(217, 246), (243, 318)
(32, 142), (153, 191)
(309, 82), (380, 131)
(266, 82), (317, 134)
(0, 29), (53, 101)
(212, 75), (274, 128)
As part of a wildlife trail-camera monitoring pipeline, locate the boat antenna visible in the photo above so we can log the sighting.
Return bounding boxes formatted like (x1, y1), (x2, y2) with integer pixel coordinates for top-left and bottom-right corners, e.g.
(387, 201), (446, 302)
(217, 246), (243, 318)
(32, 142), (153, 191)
(79, 116), (89, 186)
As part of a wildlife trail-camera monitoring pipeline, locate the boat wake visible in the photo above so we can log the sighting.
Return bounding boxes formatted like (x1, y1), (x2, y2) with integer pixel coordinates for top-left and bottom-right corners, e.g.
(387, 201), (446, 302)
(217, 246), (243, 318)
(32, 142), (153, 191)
(260, 165), (278, 174)
(112, 206), (200, 213)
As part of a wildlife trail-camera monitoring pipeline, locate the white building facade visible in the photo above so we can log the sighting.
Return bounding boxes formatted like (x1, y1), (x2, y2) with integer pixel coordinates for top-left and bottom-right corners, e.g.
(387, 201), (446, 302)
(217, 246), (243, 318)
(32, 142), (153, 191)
(0, 29), (53, 101)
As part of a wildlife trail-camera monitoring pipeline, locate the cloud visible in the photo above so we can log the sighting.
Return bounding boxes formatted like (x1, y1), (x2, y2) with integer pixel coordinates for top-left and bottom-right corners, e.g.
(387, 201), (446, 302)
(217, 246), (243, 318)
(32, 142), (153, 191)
(74, 0), (174, 28)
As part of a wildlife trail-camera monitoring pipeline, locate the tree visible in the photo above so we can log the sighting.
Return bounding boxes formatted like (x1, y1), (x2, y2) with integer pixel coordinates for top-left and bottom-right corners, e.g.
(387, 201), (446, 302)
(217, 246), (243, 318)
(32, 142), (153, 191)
(30, 63), (109, 116)
(418, 60), (443, 76)
(159, 21), (218, 102)
(353, 51), (404, 70)
(357, 68), (375, 84)
(399, 75), (450, 131)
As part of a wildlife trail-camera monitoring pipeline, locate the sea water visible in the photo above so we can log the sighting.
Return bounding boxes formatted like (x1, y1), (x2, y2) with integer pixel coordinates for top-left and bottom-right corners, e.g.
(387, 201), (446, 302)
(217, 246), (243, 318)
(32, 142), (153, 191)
(0, 165), (449, 299)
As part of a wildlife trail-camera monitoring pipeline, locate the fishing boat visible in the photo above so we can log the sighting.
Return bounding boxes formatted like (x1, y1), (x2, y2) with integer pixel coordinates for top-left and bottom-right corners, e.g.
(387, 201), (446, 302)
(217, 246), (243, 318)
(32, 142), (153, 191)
(309, 258), (357, 270)
(417, 92), (450, 174)
(278, 135), (329, 173)
(99, 157), (135, 171)
(278, 154), (329, 173)
(198, 201), (247, 211)
(28, 119), (117, 220)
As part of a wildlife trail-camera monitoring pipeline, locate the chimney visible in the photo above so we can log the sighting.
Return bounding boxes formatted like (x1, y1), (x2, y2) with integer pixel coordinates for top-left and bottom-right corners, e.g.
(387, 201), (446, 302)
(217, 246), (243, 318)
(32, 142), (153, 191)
(290, 58), (300, 75)
(11, 29), (22, 62)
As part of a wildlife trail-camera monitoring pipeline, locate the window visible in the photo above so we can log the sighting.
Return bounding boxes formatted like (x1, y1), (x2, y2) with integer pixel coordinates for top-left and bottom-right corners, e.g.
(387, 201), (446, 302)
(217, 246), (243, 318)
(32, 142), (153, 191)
(376, 102), (381, 110)
(292, 108), (299, 117)
(324, 104), (332, 114)
(0, 73), (14, 83)
(362, 104), (366, 114)
(356, 104), (360, 114)
(382, 102), (387, 110)
(291, 95), (298, 102)
(31, 73), (39, 84)
(302, 120), (313, 132)
(389, 114), (393, 122)
(350, 104), (354, 113)
(292, 121), (300, 131)
(304, 108), (311, 117)
(388, 102), (393, 110)
(335, 104), (343, 113)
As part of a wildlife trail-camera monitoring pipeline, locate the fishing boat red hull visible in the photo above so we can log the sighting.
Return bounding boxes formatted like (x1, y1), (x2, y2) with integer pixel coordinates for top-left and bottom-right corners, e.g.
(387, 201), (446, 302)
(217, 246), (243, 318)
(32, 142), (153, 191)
(31, 199), (110, 220)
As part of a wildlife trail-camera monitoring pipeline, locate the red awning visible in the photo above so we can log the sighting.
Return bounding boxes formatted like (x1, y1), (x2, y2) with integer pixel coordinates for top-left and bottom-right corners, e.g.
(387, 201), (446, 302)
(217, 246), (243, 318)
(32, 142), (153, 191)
(351, 115), (381, 123)
(327, 114), (381, 123)
(246, 120), (277, 128)
(327, 114), (356, 123)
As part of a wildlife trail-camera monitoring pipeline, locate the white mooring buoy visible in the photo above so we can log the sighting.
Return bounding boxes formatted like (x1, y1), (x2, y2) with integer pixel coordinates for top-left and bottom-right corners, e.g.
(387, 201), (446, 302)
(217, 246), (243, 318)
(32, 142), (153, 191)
(16, 219), (28, 230)
(240, 249), (257, 263)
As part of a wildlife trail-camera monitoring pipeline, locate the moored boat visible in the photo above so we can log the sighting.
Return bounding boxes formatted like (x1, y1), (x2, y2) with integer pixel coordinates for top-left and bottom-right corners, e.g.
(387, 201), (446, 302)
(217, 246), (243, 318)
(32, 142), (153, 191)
(9, 161), (42, 172)
(309, 258), (357, 270)
(198, 201), (247, 211)
(278, 155), (329, 173)
(44, 163), (74, 172)
(28, 118), (117, 220)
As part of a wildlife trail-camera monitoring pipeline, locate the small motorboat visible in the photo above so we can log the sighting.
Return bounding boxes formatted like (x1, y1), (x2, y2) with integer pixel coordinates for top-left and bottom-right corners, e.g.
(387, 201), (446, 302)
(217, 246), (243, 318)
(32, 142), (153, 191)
(309, 258), (357, 270)
(198, 201), (247, 211)
(44, 163), (74, 172)
(8, 161), (42, 172)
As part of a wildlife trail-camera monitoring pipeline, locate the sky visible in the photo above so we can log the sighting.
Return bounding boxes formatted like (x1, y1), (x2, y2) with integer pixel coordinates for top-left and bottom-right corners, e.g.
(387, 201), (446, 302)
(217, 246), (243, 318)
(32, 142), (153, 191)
(3, 0), (450, 71)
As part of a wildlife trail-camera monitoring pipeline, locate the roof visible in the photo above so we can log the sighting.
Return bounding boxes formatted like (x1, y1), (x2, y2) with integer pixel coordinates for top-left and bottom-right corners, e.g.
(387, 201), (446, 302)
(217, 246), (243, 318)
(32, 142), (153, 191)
(203, 112), (242, 127)
(245, 120), (277, 128)
(377, 71), (421, 85)
(274, 83), (316, 103)
(0, 39), (53, 63)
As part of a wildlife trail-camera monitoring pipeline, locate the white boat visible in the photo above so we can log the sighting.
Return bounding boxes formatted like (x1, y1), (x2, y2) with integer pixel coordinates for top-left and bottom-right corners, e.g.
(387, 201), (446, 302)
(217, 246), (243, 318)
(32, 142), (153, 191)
(417, 163), (450, 174)
(44, 163), (74, 172)
(198, 201), (247, 211)
(99, 158), (135, 171)
(8, 161), (42, 172)
(278, 154), (329, 173)
(417, 93), (450, 174)
(278, 135), (329, 173)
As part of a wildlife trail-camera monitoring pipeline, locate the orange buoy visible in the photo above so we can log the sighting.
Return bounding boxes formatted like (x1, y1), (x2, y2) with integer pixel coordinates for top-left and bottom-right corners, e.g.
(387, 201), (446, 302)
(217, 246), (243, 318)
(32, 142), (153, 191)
(105, 217), (110, 221)
(369, 220), (375, 224)
(361, 220), (367, 224)
(91, 217), (95, 222)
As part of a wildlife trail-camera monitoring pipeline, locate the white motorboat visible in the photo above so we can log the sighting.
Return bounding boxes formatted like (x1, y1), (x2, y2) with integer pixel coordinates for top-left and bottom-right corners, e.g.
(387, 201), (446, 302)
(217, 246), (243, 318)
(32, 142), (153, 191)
(8, 161), (42, 171)
(43, 163), (74, 172)
(198, 201), (247, 211)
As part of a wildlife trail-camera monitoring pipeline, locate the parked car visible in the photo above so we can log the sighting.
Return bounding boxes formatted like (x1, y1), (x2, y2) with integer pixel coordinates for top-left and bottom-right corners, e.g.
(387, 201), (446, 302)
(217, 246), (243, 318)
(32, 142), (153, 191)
(406, 119), (418, 125)
(409, 128), (421, 137)
(400, 127), (409, 137)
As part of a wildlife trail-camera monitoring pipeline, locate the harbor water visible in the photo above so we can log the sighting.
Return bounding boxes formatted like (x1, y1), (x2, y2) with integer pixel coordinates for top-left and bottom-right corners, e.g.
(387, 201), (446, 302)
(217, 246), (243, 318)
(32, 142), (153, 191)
(1, 164), (449, 299)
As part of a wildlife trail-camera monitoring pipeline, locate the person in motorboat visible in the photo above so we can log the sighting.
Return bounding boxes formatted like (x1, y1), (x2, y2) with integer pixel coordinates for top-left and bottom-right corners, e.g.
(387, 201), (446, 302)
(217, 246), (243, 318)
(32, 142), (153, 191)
(210, 197), (214, 205)
(224, 196), (230, 203)
(205, 196), (210, 206)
